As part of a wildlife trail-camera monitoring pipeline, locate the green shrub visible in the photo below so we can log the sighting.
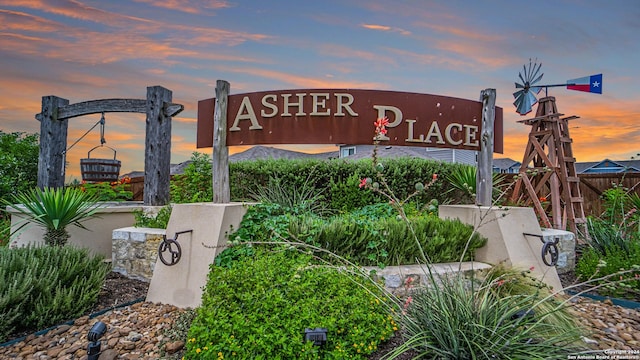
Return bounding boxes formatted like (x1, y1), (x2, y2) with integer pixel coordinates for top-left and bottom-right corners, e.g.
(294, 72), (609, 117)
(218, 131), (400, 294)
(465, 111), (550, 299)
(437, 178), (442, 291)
(133, 205), (172, 229)
(224, 202), (486, 267)
(0, 131), (39, 203)
(229, 157), (464, 210)
(170, 152), (213, 203)
(0, 215), (9, 247)
(215, 203), (297, 268)
(0, 245), (109, 342)
(329, 173), (377, 212)
(575, 244), (640, 299)
(74, 179), (133, 201)
(187, 249), (396, 359)
(306, 212), (486, 266)
(389, 267), (586, 359)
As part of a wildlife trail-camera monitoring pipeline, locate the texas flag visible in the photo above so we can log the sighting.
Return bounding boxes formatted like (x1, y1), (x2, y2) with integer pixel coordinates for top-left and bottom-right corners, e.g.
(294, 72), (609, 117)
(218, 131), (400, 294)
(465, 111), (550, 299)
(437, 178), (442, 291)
(566, 74), (602, 94)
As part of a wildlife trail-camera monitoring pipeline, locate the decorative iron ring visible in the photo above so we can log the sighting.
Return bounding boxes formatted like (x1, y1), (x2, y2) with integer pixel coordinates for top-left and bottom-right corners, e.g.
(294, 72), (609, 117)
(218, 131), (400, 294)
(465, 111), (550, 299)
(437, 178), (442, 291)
(541, 239), (559, 267)
(158, 237), (182, 266)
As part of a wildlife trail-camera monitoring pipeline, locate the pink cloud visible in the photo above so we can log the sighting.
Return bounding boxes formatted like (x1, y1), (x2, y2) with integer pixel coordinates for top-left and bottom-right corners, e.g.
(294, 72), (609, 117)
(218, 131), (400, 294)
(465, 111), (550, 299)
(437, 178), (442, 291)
(132, 0), (231, 15)
(221, 66), (385, 89)
(361, 23), (411, 36)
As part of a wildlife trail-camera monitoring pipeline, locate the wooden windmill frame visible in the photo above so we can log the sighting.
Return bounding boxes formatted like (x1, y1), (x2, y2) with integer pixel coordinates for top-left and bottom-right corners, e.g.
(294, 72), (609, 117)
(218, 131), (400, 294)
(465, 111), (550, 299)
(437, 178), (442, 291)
(509, 60), (601, 238)
(510, 96), (588, 237)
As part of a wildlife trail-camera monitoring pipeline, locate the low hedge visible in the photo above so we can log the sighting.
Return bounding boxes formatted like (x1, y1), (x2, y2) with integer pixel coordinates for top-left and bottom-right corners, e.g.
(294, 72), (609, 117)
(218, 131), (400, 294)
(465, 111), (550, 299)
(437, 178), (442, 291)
(0, 246), (109, 342)
(188, 248), (396, 359)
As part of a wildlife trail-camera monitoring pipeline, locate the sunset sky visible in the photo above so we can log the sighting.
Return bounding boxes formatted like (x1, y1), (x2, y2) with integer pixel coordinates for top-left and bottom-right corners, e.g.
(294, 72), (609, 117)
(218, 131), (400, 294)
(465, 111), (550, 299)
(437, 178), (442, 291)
(1, 1), (639, 181)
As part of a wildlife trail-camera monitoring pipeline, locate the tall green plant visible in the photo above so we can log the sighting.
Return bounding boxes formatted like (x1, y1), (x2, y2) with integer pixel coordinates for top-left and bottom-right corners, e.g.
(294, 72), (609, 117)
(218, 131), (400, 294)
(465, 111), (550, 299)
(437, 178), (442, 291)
(250, 174), (329, 216)
(387, 270), (585, 359)
(0, 216), (9, 247)
(446, 164), (507, 203)
(4, 187), (103, 246)
(585, 216), (631, 255)
(0, 131), (39, 202)
(170, 152), (213, 203)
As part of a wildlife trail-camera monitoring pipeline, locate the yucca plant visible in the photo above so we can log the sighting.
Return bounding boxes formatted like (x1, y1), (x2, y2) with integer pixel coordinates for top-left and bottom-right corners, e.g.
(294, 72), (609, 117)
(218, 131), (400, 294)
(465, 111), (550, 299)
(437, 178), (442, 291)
(3, 187), (103, 246)
(446, 165), (507, 203)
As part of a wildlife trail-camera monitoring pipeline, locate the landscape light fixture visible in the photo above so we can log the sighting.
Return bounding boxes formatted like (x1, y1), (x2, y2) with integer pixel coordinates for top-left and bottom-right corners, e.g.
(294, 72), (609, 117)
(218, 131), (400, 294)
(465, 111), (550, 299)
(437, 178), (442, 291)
(87, 321), (107, 360)
(304, 327), (328, 347)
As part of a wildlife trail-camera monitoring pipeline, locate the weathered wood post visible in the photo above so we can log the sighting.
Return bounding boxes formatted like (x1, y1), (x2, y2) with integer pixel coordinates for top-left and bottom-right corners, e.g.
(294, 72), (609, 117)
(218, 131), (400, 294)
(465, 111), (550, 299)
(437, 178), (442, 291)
(476, 88), (496, 206)
(144, 86), (173, 206)
(37, 96), (70, 189)
(212, 80), (231, 203)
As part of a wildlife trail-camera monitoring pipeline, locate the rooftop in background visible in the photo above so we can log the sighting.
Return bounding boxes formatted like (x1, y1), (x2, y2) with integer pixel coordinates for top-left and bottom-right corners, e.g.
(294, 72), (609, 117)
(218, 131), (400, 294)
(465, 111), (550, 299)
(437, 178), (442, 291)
(575, 159), (640, 174)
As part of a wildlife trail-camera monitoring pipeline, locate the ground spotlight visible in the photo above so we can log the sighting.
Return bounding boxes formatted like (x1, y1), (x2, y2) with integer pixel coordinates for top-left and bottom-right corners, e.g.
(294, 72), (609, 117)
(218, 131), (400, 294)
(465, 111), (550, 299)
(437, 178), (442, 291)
(304, 327), (328, 347)
(87, 321), (107, 360)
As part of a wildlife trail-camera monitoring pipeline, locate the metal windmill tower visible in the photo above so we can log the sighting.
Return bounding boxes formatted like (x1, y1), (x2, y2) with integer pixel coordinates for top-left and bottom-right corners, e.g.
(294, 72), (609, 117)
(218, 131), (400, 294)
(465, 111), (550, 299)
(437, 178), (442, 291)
(510, 60), (602, 238)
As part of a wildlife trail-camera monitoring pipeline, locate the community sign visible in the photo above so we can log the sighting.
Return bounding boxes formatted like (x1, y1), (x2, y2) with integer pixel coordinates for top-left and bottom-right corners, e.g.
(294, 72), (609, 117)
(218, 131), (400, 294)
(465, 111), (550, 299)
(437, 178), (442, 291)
(197, 89), (503, 153)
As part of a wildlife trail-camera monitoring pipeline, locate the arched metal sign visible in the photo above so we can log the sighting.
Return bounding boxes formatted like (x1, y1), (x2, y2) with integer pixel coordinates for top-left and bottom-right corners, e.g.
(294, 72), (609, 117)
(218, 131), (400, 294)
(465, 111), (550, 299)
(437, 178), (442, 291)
(197, 89), (503, 152)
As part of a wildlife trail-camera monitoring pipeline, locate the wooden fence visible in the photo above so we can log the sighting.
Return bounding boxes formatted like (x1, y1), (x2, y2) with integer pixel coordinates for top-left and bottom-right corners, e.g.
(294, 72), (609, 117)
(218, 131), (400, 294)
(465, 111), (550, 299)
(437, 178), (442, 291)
(129, 172), (640, 218)
(578, 173), (640, 217)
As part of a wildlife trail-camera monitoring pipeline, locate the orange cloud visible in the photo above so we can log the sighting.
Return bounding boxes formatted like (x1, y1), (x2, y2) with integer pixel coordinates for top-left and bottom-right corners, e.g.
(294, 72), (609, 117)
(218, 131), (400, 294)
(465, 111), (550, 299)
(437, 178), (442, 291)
(498, 96), (640, 163)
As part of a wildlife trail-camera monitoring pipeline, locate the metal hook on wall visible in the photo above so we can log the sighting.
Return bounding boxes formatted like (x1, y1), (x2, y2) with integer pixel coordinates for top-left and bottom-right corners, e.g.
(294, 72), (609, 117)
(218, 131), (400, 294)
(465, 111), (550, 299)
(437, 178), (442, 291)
(523, 233), (559, 267)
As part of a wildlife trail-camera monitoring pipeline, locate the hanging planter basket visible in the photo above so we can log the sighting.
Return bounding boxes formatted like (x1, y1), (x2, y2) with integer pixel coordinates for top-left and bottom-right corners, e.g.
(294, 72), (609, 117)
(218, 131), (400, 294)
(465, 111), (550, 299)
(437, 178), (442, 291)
(80, 145), (121, 182)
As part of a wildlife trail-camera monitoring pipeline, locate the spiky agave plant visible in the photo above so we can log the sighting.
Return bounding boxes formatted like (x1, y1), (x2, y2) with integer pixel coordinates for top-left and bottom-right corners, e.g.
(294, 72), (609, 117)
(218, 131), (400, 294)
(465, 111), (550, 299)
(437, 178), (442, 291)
(4, 187), (103, 246)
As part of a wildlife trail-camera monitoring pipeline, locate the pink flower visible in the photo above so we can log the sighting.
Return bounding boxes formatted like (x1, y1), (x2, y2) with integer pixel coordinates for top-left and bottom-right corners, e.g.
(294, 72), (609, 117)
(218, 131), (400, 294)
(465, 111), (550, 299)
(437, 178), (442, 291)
(405, 277), (414, 286)
(359, 178), (368, 188)
(432, 173), (438, 181)
(374, 116), (389, 136)
(403, 296), (413, 310)
(374, 116), (390, 128)
(529, 266), (535, 271)
(496, 279), (505, 287)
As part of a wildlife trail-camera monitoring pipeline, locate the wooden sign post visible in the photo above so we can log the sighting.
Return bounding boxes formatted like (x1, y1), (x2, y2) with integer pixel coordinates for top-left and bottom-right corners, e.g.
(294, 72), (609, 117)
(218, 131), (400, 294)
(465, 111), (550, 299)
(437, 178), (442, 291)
(476, 89), (496, 206)
(212, 80), (231, 203)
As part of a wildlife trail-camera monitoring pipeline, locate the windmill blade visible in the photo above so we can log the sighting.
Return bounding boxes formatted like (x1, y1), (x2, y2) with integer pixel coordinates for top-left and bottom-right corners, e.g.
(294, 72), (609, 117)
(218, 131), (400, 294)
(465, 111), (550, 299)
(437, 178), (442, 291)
(516, 98), (531, 115)
(530, 86), (543, 95)
(512, 60), (549, 114)
(525, 91), (538, 109)
(513, 88), (537, 115)
(530, 72), (544, 86)
(519, 71), (526, 85)
(530, 62), (542, 83)
(516, 91), (536, 115)
(513, 89), (525, 102)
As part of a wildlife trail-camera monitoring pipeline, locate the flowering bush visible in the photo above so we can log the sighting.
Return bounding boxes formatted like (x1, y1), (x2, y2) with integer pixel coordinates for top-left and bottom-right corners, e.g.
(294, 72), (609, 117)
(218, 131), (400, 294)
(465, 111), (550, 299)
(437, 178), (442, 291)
(75, 177), (132, 201)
